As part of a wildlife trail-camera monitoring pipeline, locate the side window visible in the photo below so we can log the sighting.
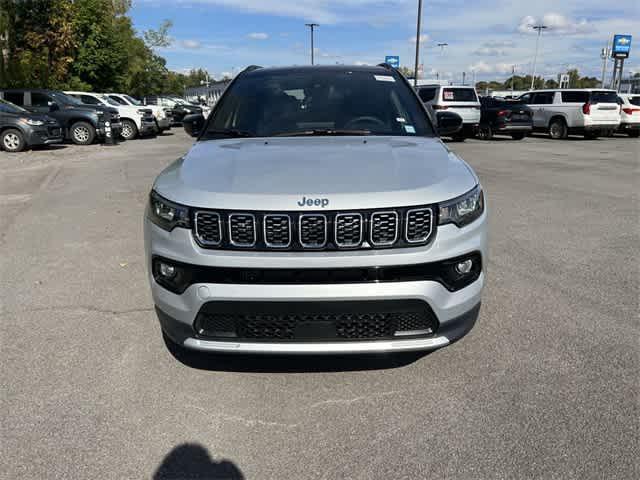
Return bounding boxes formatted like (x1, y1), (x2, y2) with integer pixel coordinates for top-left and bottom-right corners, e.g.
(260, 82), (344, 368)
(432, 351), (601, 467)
(518, 93), (532, 104)
(532, 92), (554, 104)
(561, 91), (589, 103)
(109, 95), (128, 105)
(80, 95), (101, 105)
(418, 88), (436, 103)
(4, 92), (25, 105)
(31, 92), (52, 107)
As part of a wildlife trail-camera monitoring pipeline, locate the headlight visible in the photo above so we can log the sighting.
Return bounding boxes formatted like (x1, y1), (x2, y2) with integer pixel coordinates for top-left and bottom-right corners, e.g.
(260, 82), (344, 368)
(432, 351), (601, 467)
(21, 118), (45, 126)
(438, 185), (484, 227)
(96, 110), (104, 115)
(137, 109), (148, 115)
(148, 190), (191, 231)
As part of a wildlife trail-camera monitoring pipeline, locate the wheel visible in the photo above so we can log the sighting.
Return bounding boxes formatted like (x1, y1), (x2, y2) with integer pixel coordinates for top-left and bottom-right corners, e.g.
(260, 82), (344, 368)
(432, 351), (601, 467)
(1, 129), (26, 152)
(120, 119), (138, 140)
(584, 131), (599, 140)
(628, 130), (640, 138)
(510, 132), (526, 140)
(70, 121), (96, 145)
(549, 119), (568, 139)
(477, 124), (493, 140)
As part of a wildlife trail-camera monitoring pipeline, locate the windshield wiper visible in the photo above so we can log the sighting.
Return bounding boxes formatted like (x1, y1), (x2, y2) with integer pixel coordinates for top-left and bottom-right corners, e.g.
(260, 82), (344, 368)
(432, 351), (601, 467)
(274, 129), (371, 137)
(204, 128), (254, 138)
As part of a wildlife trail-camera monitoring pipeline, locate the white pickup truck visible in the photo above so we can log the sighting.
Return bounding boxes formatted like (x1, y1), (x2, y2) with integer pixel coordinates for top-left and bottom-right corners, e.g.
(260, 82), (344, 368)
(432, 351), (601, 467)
(105, 93), (172, 134)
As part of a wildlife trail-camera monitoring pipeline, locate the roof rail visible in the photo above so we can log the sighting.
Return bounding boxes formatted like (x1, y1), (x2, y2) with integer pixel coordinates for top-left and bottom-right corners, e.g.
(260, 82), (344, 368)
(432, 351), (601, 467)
(377, 62), (393, 70)
(242, 65), (263, 74)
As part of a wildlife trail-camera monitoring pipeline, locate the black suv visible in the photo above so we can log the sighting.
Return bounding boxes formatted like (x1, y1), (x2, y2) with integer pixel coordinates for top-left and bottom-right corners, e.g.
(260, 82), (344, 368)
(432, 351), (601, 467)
(0, 89), (121, 145)
(477, 96), (533, 140)
(0, 98), (63, 152)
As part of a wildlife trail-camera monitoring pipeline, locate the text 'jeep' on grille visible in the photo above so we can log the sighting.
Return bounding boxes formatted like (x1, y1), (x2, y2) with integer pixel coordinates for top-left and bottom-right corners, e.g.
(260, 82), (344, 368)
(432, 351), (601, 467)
(145, 64), (487, 355)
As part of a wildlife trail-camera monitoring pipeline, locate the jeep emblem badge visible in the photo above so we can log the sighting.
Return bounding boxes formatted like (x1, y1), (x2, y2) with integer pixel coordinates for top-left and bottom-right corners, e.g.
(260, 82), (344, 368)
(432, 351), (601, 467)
(297, 196), (329, 208)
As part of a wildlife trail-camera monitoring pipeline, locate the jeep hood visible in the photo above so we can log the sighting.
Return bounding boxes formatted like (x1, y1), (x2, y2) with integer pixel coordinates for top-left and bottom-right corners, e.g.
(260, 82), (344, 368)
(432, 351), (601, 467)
(154, 136), (478, 211)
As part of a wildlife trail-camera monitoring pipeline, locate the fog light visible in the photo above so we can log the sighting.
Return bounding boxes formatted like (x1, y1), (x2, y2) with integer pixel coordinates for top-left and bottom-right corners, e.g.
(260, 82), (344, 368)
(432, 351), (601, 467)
(455, 259), (473, 275)
(159, 262), (176, 278)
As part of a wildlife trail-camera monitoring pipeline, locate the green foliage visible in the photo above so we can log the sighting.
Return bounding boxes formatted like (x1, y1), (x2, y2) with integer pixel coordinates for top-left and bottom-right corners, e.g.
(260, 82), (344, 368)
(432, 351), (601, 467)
(0, 1), (206, 96)
(477, 70), (600, 92)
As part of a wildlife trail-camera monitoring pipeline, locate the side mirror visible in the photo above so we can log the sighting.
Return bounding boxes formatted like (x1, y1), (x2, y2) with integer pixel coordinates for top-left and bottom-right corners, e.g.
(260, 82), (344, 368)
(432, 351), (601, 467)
(49, 102), (60, 112)
(183, 113), (205, 137)
(436, 111), (463, 137)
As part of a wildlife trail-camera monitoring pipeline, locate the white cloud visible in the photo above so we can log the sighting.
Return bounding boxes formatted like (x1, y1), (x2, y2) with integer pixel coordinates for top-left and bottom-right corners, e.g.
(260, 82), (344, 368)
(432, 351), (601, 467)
(247, 32), (269, 40)
(180, 40), (202, 49)
(483, 40), (516, 48)
(409, 34), (430, 44)
(469, 61), (515, 74)
(473, 47), (507, 56)
(518, 13), (593, 35)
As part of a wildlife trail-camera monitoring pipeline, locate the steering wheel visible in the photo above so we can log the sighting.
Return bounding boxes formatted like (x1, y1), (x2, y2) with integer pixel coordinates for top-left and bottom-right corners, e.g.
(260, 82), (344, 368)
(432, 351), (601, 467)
(343, 116), (386, 130)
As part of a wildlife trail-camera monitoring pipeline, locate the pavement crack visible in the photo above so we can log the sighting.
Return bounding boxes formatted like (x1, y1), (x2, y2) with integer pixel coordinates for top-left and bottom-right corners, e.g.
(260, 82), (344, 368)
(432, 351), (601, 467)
(309, 390), (403, 409)
(3, 305), (154, 317)
(187, 402), (298, 430)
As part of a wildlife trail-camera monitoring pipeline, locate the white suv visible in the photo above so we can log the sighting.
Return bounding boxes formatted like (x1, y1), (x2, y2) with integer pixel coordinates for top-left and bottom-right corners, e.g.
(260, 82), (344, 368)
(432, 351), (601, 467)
(416, 84), (481, 141)
(617, 94), (640, 138)
(65, 91), (155, 140)
(105, 93), (172, 133)
(518, 89), (620, 139)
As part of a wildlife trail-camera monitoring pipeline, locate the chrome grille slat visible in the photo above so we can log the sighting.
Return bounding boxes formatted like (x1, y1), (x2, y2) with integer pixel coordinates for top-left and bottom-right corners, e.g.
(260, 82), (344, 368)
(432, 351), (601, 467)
(194, 211), (222, 246)
(370, 211), (398, 246)
(405, 207), (433, 243)
(299, 214), (327, 248)
(229, 213), (256, 247)
(335, 213), (363, 248)
(264, 214), (291, 248)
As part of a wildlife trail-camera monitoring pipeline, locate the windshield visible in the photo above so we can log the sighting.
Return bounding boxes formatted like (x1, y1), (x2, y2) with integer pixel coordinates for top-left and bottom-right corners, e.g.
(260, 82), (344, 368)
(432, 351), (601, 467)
(442, 88), (478, 102)
(100, 95), (120, 106)
(590, 91), (618, 104)
(50, 91), (82, 106)
(204, 69), (433, 138)
(0, 98), (28, 113)
(629, 96), (640, 106)
(124, 95), (142, 106)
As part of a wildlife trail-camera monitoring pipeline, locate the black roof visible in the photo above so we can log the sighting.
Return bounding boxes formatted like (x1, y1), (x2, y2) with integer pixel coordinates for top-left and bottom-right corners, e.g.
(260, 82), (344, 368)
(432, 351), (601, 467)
(242, 64), (395, 78)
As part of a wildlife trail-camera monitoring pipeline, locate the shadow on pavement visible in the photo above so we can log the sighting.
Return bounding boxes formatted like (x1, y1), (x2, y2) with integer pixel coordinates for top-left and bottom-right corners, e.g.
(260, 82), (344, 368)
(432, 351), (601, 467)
(154, 443), (244, 480)
(163, 334), (428, 373)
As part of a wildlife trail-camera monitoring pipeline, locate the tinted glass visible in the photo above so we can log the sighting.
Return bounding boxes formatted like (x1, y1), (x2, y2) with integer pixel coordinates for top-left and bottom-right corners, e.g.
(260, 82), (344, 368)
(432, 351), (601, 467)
(3, 92), (24, 105)
(532, 92), (554, 104)
(31, 92), (52, 107)
(109, 95), (128, 105)
(124, 95), (142, 106)
(80, 95), (101, 105)
(561, 91), (589, 103)
(518, 93), (532, 104)
(442, 88), (478, 102)
(590, 91), (618, 104)
(0, 98), (27, 113)
(418, 87), (436, 102)
(206, 69), (434, 138)
(50, 91), (81, 105)
(100, 95), (120, 106)
(629, 96), (640, 106)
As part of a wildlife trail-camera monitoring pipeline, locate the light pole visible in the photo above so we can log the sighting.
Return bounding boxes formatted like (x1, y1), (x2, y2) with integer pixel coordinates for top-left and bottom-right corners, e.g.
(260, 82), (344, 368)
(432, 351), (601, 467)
(413, 0), (423, 87)
(600, 44), (610, 88)
(511, 65), (516, 97)
(305, 23), (319, 65)
(529, 24), (547, 90)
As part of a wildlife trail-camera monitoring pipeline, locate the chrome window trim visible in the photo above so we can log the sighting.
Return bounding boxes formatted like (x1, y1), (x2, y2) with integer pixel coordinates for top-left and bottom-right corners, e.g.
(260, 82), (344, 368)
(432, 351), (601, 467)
(263, 214), (292, 248)
(370, 211), (399, 247)
(299, 213), (328, 248)
(405, 207), (434, 244)
(228, 213), (257, 247)
(334, 212), (363, 248)
(194, 211), (222, 246)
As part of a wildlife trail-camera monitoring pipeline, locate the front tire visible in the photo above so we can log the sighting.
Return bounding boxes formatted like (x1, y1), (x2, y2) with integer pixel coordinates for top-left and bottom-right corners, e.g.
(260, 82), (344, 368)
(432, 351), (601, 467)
(1, 129), (26, 152)
(477, 124), (493, 141)
(120, 119), (138, 141)
(70, 121), (96, 145)
(549, 119), (568, 140)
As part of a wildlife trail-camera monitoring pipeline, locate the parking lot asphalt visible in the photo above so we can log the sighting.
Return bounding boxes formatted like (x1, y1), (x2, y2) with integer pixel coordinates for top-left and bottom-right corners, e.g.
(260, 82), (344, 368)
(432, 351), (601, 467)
(1, 131), (638, 479)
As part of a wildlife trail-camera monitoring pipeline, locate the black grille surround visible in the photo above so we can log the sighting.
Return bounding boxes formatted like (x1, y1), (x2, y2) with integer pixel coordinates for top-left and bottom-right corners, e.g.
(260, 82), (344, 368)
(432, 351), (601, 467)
(194, 300), (439, 342)
(192, 206), (435, 251)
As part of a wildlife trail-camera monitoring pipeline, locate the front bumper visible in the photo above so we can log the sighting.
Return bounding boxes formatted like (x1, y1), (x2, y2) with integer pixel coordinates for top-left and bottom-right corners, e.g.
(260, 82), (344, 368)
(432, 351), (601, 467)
(496, 124), (532, 132)
(155, 117), (172, 130)
(619, 122), (640, 131)
(145, 210), (488, 354)
(25, 127), (63, 146)
(140, 120), (156, 135)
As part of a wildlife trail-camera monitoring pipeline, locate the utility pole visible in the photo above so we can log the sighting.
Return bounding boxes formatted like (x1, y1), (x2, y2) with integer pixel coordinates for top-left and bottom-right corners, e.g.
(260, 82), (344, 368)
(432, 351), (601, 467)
(529, 24), (548, 90)
(511, 65), (516, 97)
(600, 43), (610, 88)
(413, 0), (423, 87)
(305, 23), (319, 65)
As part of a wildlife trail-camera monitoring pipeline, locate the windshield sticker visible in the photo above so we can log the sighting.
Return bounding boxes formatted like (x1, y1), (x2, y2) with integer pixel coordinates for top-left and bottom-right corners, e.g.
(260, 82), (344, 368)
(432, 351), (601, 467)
(443, 91), (454, 100)
(374, 75), (395, 82)
(404, 125), (416, 133)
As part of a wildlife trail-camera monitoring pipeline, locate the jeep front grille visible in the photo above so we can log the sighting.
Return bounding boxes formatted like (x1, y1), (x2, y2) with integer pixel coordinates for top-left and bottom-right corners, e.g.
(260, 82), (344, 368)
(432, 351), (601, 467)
(193, 206), (435, 251)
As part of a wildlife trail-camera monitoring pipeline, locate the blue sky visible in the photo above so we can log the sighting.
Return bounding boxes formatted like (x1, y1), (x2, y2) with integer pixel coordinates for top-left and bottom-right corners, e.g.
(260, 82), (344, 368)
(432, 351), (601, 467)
(131, 0), (639, 82)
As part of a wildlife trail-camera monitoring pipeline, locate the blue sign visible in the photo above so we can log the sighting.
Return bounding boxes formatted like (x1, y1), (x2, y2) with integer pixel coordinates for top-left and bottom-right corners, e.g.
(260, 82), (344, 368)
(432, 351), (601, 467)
(385, 56), (400, 68)
(612, 34), (632, 58)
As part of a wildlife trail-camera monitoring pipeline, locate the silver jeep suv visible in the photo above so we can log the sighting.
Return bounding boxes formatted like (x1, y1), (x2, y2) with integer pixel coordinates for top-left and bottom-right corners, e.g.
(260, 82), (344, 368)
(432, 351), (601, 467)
(144, 65), (487, 355)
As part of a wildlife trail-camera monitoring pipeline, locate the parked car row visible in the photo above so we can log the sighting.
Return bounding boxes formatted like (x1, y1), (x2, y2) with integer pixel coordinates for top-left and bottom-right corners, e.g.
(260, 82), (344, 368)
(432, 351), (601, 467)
(0, 88), (187, 152)
(416, 83), (639, 141)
